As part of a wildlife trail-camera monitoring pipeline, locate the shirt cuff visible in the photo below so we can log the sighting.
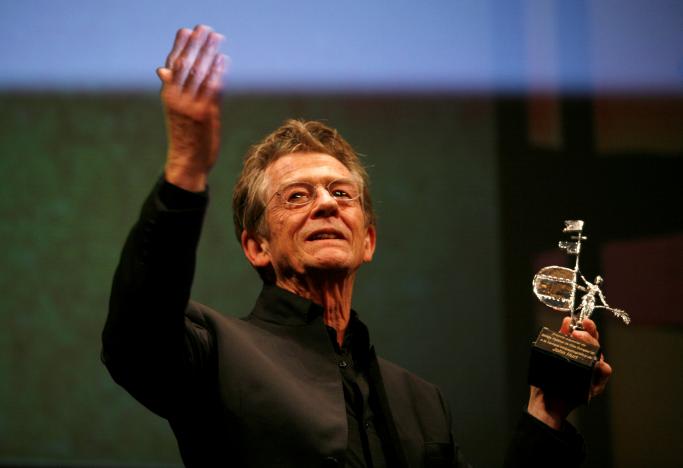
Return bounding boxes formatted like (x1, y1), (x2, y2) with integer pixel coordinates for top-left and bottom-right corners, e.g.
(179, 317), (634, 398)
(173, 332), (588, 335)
(503, 410), (586, 468)
(158, 177), (208, 210)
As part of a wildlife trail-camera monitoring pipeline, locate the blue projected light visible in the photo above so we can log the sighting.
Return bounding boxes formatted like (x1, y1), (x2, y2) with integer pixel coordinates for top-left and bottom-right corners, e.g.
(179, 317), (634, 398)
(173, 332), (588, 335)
(1, 0), (681, 93)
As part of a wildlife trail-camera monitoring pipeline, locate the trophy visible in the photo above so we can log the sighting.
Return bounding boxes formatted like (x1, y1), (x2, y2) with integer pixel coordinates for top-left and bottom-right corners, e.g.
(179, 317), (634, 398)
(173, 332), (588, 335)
(528, 220), (630, 404)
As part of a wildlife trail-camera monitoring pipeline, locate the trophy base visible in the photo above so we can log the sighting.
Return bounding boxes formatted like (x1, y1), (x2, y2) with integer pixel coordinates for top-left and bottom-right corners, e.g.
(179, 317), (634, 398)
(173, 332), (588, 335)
(528, 327), (600, 405)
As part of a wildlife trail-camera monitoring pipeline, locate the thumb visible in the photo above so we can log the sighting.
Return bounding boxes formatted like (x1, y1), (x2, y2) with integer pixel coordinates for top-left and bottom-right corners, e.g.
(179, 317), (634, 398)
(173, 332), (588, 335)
(156, 67), (172, 83)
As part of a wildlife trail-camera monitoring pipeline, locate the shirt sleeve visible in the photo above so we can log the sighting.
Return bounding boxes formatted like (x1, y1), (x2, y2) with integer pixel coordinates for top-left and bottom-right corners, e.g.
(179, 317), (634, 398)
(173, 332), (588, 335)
(101, 176), (214, 418)
(503, 410), (586, 468)
(158, 177), (208, 210)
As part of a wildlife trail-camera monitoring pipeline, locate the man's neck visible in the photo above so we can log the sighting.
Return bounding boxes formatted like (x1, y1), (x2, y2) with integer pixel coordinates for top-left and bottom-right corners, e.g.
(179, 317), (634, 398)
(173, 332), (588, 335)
(276, 273), (355, 347)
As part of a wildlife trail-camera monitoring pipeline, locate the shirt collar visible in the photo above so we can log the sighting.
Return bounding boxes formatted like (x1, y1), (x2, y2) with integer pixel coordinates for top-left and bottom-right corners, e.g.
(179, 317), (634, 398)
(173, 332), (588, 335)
(251, 285), (371, 353)
(251, 283), (324, 326)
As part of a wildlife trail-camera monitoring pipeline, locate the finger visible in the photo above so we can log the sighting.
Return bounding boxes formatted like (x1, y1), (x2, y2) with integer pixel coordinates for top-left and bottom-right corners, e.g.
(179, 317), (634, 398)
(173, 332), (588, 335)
(165, 28), (192, 69)
(173, 25), (212, 85)
(198, 53), (228, 100)
(570, 329), (600, 348)
(185, 32), (224, 95)
(581, 318), (599, 341)
(590, 359), (612, 397)
(597, 357), (612, 379)
(559, 317), (572, 335)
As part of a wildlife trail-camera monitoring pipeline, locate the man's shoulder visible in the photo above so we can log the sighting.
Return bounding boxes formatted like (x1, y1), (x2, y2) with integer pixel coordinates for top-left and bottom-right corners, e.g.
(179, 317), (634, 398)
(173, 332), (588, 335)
(184, 300), (251, 330)
(183, 299), (298, 341)
(376, 356), (442, 395)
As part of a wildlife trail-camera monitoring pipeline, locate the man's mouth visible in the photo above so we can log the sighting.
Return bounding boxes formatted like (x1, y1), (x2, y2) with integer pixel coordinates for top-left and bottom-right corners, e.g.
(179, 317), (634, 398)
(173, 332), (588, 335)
(307, 230), (345, 241)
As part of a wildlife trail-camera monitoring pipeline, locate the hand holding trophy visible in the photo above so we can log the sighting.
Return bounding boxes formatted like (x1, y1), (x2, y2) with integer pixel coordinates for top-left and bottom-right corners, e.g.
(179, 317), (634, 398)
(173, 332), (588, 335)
(529, 220), (630, 405)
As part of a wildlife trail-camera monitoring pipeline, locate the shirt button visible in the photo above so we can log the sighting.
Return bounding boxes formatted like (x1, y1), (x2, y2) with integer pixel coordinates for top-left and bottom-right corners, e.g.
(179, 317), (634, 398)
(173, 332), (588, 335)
(338, 360), (348, 368)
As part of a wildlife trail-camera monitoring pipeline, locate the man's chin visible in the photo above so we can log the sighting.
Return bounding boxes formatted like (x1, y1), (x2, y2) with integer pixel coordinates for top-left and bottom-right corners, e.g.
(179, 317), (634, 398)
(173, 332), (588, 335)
(303, 252), (356, 274)
(308, 260), (350, 272)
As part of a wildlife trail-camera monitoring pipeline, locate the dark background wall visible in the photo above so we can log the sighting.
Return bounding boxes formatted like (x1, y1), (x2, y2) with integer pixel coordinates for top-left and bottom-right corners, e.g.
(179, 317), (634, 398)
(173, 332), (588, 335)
(1, 1), (682, 467)
(2, 90), (681, 468)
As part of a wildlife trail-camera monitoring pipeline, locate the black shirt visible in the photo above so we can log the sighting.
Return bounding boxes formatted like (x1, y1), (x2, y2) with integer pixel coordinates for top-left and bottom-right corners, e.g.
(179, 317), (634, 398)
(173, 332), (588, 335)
(327, 315), (388, 468)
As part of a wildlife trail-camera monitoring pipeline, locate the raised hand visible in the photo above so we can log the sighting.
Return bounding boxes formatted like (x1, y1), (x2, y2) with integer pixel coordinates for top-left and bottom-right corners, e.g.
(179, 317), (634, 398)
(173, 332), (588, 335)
(527, 317), (612, 429)
(560, 317), (612, 400)
(157, 25), (227, 192)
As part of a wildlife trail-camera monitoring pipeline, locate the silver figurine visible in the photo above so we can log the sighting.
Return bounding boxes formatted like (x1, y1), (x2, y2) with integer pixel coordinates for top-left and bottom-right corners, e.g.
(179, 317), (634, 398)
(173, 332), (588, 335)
(532, 220), (630, 330)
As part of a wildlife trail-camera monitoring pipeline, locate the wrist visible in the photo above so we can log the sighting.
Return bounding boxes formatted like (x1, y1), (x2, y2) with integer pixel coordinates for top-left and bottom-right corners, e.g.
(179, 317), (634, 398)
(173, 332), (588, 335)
(164, 161), (208, 192)
(527, 386), (569, 430)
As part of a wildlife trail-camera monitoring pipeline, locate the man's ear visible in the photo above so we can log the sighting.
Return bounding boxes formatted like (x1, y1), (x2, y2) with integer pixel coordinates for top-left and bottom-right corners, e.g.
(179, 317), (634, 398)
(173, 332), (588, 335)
(363, 224), (377, 263)
(241, 230), (271, 268)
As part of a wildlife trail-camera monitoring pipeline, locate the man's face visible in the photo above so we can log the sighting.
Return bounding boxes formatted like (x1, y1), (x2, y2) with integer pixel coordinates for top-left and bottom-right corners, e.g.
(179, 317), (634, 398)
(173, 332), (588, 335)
(249, 152), (376, 280)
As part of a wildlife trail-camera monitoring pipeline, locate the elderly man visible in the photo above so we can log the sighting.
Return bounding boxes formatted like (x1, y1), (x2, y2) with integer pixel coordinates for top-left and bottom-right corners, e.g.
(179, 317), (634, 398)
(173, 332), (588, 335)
(102, 25), (610, 467)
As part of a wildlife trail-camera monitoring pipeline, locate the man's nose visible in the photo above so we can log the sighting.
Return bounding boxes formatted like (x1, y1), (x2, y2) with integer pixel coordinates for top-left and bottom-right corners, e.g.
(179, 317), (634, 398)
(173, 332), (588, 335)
(311, 186), (339, 217)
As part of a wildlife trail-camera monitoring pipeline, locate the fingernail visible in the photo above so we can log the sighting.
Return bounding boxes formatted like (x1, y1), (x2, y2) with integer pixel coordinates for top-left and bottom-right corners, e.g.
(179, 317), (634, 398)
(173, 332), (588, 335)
(214, 33), (225, 42)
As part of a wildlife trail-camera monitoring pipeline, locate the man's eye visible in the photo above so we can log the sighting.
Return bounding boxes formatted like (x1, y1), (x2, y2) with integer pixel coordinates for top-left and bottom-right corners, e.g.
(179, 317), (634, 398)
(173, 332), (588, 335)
(331, 189), (352, 199)
(286, 191), (311, 203)
(330, 182), (358, 200)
